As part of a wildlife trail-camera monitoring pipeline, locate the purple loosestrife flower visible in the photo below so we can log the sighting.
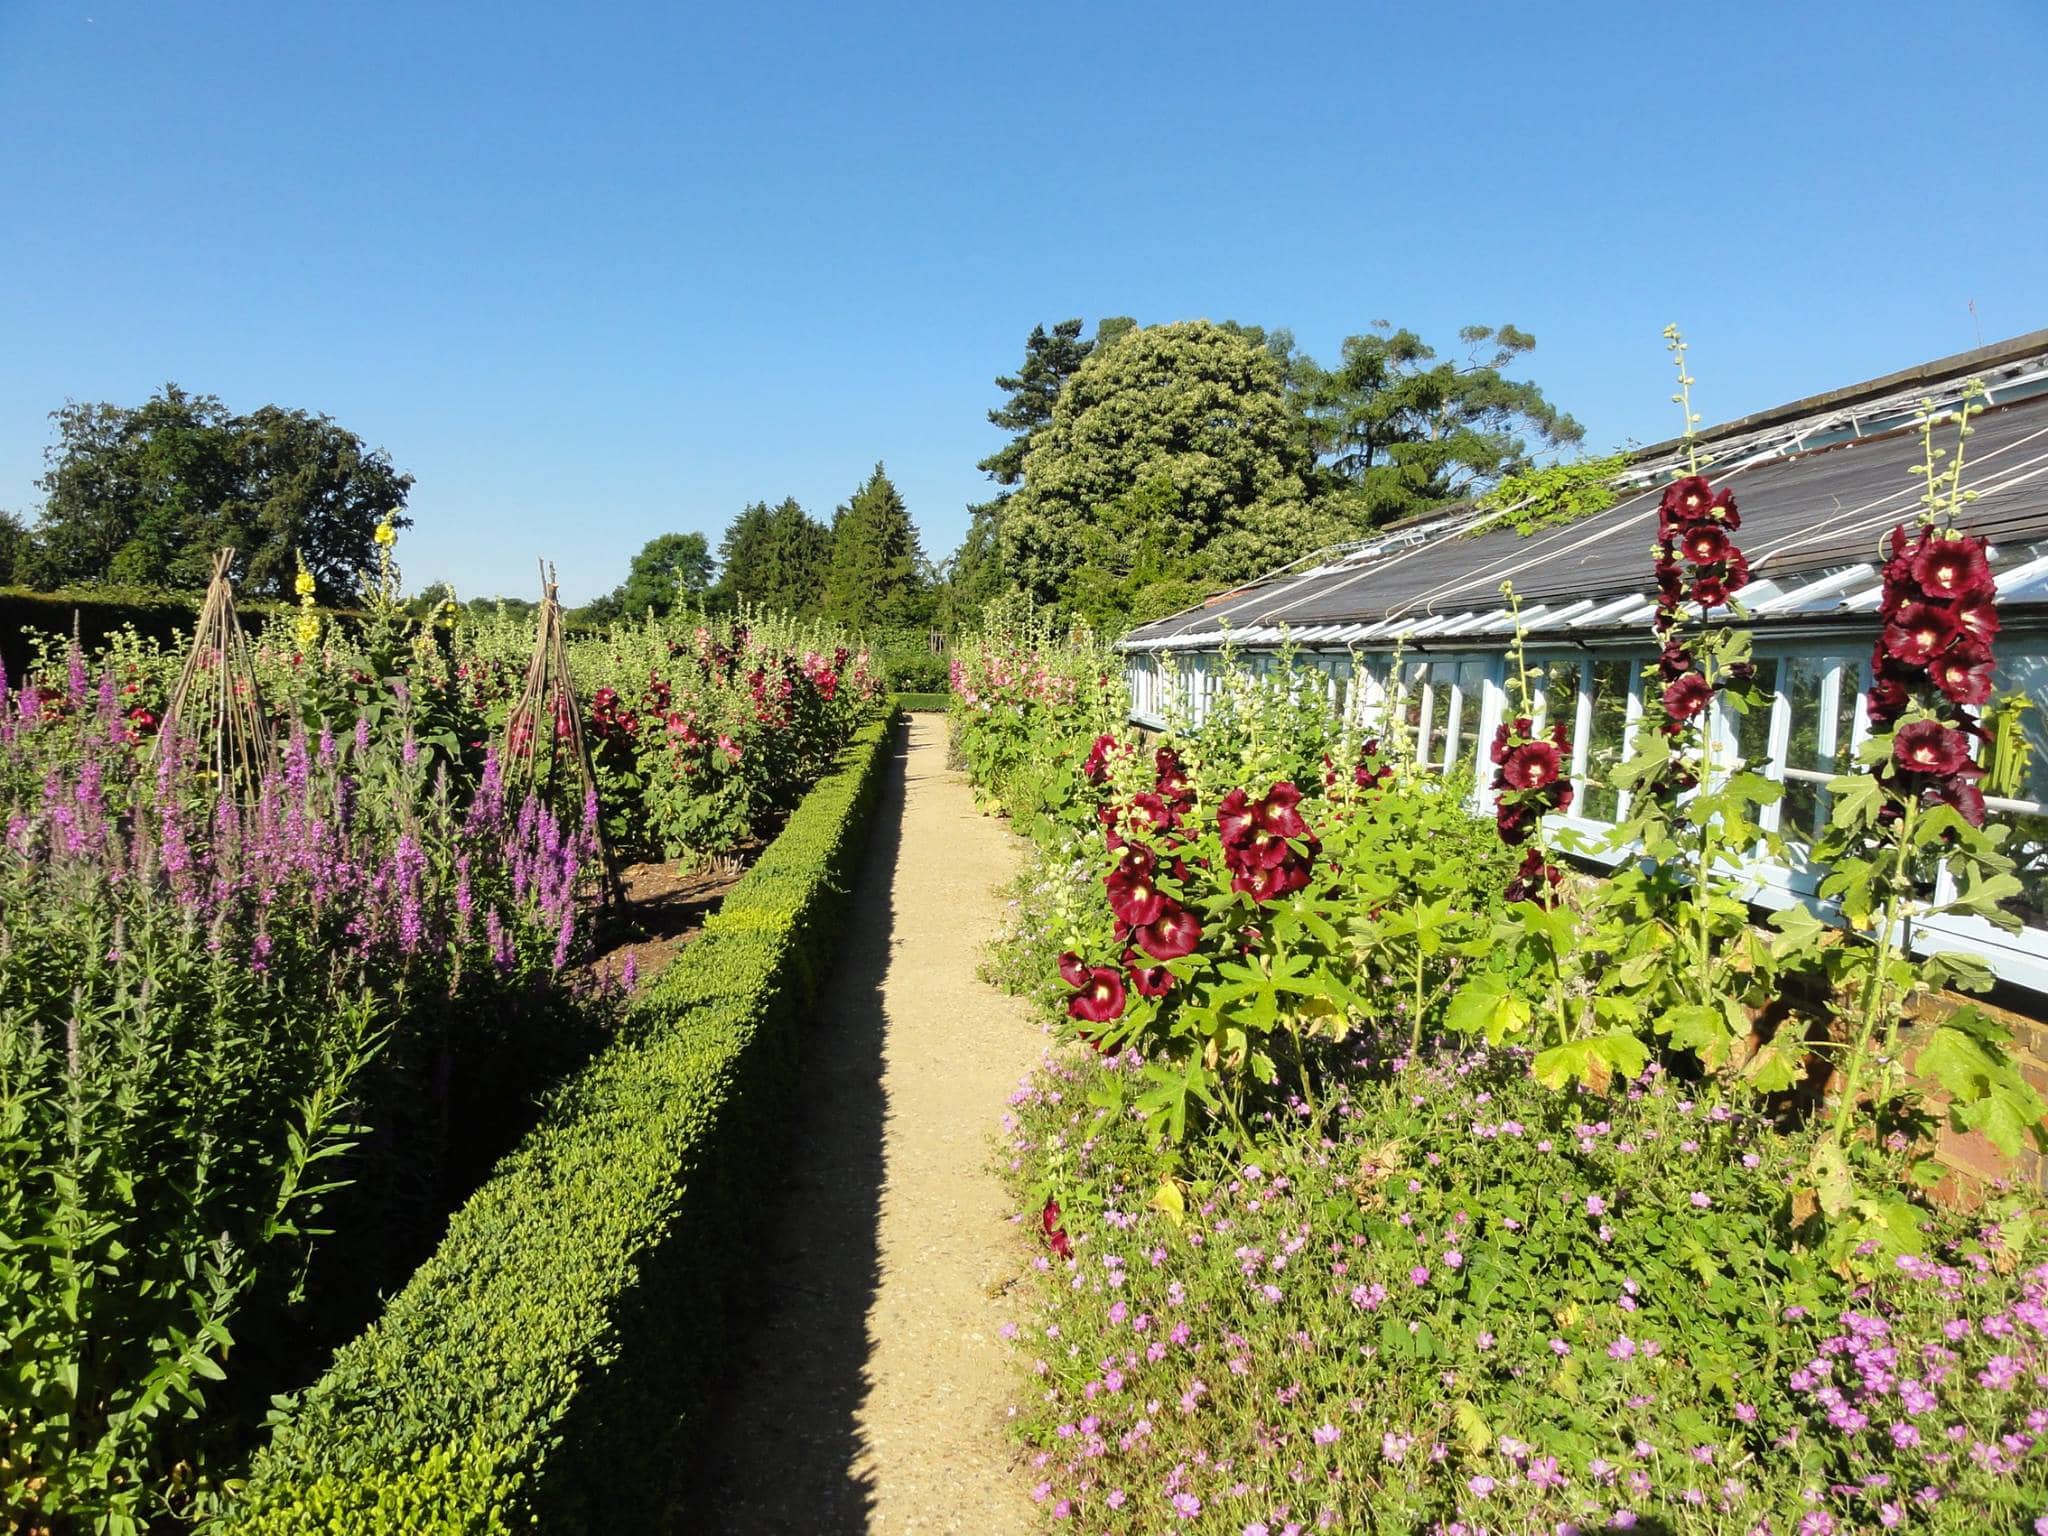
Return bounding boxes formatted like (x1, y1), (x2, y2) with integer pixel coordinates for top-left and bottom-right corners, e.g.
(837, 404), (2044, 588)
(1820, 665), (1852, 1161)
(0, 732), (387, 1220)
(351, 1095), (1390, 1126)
(67, 641), (88, 707)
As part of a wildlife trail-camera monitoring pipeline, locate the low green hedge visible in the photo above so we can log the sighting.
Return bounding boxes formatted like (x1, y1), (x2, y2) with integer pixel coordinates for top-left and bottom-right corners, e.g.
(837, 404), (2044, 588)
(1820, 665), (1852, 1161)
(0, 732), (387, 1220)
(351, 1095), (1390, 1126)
(893, 690), (950, 712)
(221, 707), (900, 1532)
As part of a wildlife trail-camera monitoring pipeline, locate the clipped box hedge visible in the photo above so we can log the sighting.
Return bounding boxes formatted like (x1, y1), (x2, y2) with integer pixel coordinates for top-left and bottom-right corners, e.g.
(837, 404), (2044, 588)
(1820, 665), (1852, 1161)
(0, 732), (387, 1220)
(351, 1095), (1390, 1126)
(893, 690), (951, 712)
(221, 707), (900, 1533)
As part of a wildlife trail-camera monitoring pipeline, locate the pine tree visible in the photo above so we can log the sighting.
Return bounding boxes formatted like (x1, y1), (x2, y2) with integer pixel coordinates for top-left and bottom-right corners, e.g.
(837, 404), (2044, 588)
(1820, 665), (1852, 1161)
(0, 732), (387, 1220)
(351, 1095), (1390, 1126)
(714, 497), (830, 616)
(822, 464), (927, 628)
(953, 317), (1131, 614)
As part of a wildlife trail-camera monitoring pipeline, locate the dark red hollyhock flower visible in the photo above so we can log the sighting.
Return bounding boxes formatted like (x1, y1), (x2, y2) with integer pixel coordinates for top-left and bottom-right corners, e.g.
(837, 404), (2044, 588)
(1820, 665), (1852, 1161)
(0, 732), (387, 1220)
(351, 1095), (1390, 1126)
(1154, 747), (1194, 807)
(1217, 787), (1257, 848)
(1137, 901), (1203, 960)
(1492, 717), (1534, 765)
(1041, 1197), (1073, 1260)
(1680, 524), (1732, 564)
(1893, 720), (1973, 776)
(1661, 475), (1715, 520)
(1495, 800), (1535, 846)
(1354, 749), (1393, 791)
(1082, 733), (1119, 783)
(1127, 791), (1179, 835)
(1924, 778), (1988, 829)
(1866, 660), (1913, 727)
(1882, 601), (1957, 666)
(1663, 673), (1714, 721)
(1105, 854), (1168, 927)
(1911, 536), (1994, 601)
(1657, 641), (1694, 681)
(1930, 650), (1995, 707)
(1232, 853), (1314, 902)
(1057, 951), (1089, 989)
(1067, 965), (1127, 1024)
(1500, 739), (1563, 790)
(1503, 848), (1564, 905)
(1096, 801), (1126, 851)
(125, 705), (159, 737)
(1952, 594), (2001, 648)
(1256, 781), (1309, 840)
(1127, 956), (1175, 998)
(1708, 487), (1741, 531)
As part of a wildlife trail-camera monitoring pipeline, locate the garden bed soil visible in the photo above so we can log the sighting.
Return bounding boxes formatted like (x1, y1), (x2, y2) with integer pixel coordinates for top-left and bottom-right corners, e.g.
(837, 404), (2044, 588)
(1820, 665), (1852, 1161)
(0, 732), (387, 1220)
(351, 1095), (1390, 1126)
(581, 850), (756, 993)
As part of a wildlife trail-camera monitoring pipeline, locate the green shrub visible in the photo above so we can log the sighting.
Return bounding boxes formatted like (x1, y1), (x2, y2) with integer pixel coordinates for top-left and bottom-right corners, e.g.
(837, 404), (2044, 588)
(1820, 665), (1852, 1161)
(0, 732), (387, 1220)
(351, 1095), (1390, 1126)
(215, 708), (899, 1533)
(230, 1441), (524, 1535)
(893, 690), (950, 711)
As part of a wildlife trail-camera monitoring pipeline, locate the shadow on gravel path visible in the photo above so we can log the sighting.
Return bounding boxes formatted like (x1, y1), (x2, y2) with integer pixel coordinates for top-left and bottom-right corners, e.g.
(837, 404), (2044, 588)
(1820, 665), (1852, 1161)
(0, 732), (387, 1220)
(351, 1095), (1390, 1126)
(682, 713), (1041, 1535)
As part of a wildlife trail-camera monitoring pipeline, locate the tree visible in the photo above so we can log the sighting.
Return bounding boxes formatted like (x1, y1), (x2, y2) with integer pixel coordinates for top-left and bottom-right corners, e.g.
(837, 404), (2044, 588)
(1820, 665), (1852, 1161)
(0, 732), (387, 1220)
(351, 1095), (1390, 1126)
(26, 385), (413, 601)
(714, 497), (831, 616)
(952, 316), (1135, 618)
(1292, 324), (1584, 526)
(1001, 320), (1349, 625)
(0, 511), (27, 585)
(822, 464), (929, 628)
(606, 531), (713, 618)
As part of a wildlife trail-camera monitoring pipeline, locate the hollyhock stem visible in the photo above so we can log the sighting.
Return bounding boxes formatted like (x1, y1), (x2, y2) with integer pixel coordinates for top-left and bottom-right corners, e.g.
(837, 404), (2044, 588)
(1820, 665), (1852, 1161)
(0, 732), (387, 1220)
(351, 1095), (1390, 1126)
(1410, 948), (1425, 1059)
(1832, 798), (1918, 1148)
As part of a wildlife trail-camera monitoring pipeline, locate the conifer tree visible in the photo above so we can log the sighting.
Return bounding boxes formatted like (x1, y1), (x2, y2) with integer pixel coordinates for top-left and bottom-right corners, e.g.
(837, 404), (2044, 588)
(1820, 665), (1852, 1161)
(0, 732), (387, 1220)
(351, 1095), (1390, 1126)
(822, 464), (928, 628)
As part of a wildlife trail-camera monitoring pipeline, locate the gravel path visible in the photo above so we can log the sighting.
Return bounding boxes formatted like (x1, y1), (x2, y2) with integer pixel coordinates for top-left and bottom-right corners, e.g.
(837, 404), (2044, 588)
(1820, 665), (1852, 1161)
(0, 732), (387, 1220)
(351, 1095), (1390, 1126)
(686, 712), (1042, 1534)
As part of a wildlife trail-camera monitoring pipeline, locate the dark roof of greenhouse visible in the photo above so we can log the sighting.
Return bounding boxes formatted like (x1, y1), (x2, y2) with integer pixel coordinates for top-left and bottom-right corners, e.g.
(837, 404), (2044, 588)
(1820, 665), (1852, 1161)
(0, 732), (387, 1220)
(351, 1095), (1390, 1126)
(1123, 332), (2048, 650)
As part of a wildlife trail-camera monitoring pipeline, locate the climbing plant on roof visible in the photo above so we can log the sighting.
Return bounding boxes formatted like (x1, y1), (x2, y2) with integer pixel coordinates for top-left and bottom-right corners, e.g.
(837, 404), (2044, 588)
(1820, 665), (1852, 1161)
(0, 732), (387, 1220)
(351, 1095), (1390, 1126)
(1478, 449), (1632, 536)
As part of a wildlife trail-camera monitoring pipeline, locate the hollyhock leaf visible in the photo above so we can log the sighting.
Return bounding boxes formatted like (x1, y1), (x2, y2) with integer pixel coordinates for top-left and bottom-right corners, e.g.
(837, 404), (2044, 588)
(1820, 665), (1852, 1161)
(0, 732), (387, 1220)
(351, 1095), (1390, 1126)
(1919, 948), (1997, 994)
(1530, 1040), (1604, 1093)
(1150, 1178), (1186, 1227)
(1446, 972), (1531, 1044)
(1805, 1139), (1853, 1219)
(1661, 1004), (1730, 1058)
(1740, 1039), (1805, 1093)
(1825, 770), (1884, 828)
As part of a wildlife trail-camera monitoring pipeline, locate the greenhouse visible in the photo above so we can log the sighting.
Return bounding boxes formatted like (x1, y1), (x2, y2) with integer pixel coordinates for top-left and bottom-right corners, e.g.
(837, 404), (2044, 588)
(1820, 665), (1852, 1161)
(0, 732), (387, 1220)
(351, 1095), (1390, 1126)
(1122, 330), (2048, 991)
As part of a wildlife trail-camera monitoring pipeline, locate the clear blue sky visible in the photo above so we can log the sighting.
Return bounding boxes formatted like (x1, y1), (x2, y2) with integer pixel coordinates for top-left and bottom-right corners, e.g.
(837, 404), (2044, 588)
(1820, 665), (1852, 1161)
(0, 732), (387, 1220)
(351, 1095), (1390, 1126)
(3, 2), (2044, 605)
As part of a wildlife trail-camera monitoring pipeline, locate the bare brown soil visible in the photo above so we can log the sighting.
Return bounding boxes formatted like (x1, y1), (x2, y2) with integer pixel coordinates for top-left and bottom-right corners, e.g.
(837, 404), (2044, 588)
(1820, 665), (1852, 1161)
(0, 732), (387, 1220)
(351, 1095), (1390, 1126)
(578, 849), (752, 992)
(684, 713), (1045, 1533)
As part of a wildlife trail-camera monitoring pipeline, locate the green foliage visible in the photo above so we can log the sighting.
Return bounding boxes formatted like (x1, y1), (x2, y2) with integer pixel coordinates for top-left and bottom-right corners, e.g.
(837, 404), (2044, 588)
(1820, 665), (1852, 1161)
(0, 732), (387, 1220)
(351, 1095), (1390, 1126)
(597, 531), (714, 621)
(712, 496), (832, 617)
(0, 613), (603, 1527)
(1293, 323), (1586, 526)
(226, 1440), (525, 1535)
(22, 384), (413, 603)
(999, 321), (1346, 624)
(1480, 450), (1632, 534)
(0, 508), (27, 583)
(821, 463), (929, 628)
(221, 712), (897, 1531)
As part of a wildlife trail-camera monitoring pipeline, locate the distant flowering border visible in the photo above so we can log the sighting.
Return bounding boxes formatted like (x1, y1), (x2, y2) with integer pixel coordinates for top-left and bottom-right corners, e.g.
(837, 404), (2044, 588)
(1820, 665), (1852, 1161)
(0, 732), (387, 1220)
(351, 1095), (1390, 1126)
(227, 705), (898, 1530)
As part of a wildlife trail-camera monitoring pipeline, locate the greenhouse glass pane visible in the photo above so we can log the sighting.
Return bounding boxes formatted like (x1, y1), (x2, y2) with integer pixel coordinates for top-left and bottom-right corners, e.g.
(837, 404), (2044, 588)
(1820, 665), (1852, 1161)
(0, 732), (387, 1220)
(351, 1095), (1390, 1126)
(1582, 658), (1632, 822)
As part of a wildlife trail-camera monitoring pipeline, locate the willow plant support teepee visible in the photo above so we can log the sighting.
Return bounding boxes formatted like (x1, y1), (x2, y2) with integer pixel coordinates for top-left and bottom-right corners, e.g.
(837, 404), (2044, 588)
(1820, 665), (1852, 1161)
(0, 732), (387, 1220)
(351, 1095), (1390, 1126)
(158, 548), (273, 799)
(502, 560), (622, 905)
